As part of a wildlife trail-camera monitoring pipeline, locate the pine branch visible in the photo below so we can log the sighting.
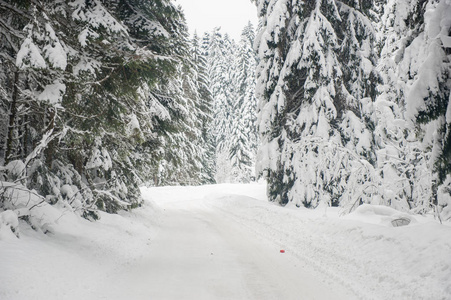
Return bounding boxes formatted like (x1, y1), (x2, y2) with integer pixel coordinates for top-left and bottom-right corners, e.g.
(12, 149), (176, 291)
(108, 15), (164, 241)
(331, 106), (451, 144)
(0, 1), (32, 21)
(0, 18), (25, 48)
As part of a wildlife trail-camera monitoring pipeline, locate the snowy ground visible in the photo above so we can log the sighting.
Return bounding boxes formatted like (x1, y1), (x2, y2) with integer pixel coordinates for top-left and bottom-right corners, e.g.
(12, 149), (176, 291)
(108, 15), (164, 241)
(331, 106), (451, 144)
(1, 183), (450, 300)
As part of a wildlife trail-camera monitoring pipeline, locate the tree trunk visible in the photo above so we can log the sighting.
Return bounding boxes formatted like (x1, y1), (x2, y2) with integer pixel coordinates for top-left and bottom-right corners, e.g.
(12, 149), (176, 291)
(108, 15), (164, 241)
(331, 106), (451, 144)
(22, 113), (28, 159)
(5, 71), (19, 164)
(44, 107), (56, 168)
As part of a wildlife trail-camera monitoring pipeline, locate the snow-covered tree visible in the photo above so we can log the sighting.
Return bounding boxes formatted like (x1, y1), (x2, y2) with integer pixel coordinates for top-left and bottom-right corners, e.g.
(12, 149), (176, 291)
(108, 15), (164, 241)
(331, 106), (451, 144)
(253, 0), (451, 219)
(255, 0), (380, 207)
(369, 0), (430, 212)
(202, 25), (259, 184)
(0, 0), (209, 227)
(229, 22), (258, 183)
(202, 29), (236, 182)
(401, 0), (451, 218)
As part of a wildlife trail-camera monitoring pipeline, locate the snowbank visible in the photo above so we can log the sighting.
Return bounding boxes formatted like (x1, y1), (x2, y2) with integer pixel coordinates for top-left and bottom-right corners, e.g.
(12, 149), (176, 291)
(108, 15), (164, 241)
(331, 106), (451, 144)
(204, 185), (451, 300)
(1, 183), (450, 299)
(344, 203), (418, 226)
(0, 197), (160, 300)
(0, 210), (19, 240)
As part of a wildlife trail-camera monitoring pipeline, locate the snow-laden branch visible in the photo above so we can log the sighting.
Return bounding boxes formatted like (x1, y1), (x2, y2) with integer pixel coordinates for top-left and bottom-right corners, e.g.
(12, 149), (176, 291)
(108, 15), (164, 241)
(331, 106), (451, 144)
(23, 128), (61, 170)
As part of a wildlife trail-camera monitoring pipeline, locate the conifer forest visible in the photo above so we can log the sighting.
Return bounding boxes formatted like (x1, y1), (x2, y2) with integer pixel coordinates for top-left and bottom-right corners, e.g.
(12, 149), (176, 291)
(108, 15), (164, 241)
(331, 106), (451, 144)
(0, 0), (450, 229)
(1, 1), (451, 299)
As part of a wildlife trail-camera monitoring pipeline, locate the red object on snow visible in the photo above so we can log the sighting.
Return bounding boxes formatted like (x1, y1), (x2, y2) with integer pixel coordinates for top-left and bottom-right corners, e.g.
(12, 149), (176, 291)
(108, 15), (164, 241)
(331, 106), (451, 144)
(280, 250), (285, 253)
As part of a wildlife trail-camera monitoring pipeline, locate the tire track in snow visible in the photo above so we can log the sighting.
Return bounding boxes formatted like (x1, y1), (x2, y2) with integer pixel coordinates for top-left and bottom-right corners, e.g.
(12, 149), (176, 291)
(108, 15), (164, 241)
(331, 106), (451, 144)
(207, 195), (450, 300)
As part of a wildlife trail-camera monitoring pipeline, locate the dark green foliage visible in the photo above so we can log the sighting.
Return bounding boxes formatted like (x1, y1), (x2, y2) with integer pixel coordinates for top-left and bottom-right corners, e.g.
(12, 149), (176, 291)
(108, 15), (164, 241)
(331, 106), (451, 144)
(266, 167), (294, 206)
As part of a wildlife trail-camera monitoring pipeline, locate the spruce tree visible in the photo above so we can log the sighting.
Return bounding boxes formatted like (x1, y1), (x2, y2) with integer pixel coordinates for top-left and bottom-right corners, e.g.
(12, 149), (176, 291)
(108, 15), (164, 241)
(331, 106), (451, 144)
(191, 33), (216, 184)
(229, 22), (258, 183)
(254, 0), (379, 208)
(202, 29), (237, 183)
(252, 0), (451, 218)
(402, 0), (451, 216)
(0, 0), (206, 224)
(370, 0), (431, 212)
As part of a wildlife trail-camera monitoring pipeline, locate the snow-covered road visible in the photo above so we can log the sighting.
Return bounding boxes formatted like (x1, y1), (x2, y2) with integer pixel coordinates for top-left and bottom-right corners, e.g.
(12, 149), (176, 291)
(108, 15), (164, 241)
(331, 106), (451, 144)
(102, 189), (353, 300)
(1, 183), (450, 300)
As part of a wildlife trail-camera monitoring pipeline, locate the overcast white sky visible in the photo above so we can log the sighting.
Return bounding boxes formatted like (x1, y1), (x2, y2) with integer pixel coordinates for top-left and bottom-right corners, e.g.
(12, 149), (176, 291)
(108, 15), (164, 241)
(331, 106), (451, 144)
(173, 0), (258, 41)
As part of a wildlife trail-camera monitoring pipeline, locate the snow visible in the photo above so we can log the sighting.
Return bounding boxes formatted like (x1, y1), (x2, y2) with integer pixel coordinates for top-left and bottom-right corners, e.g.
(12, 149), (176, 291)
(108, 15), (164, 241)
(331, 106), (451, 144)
(405, 0), (450, 121)
(265, 0), (288, 45)
(85, 148), (112, 171)
(4, 160), (26, 179)
(70, 0), (126, 34)
(447, 93), (451, 123)
(0, 181), (63, 235)
(16, 22), (67, 70)
(1, 183), (450, 299)
(256, 137), (279, 173)
(441, 35), (451, 48)
(16, 37), (46, 69)
(343, 203), (417, 226)
(0, 210), (19, 240)
(439, 176), (451, 220)
(126, 113), (142, 137)
(78, 28), (99, 47)
(73, 57), (101, 75)
(37, 81), (66, 104)
(43, 23), (67, 70)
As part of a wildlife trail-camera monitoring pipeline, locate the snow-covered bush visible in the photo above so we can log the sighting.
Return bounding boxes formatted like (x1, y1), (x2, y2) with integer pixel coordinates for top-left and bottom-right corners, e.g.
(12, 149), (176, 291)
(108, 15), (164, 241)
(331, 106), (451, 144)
(282, 137), (378, 210)
(438, 176), (451, 221)
(0, 181), (63, 235)
(0, 209), (19, 239)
